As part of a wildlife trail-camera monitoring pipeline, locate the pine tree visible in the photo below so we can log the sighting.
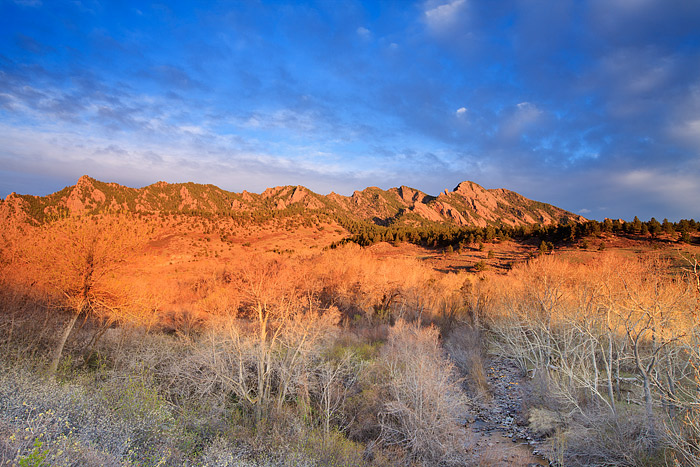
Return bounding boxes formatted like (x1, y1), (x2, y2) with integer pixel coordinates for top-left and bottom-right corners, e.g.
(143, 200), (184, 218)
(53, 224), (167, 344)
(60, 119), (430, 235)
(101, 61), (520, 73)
(632, 216), (643, 234)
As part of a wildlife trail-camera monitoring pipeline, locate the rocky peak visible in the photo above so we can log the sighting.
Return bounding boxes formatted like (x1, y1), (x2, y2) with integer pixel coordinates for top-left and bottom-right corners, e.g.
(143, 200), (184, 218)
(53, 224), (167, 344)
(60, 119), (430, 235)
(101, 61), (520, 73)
(240, 190), (254, 202)
(453, 181), (485, 196)
(397, 185), (419, 204)
(2, 192), (26, 209)
(76, 175), (94, 189)
(289, 186), (308, 204)
(0, 175), (585, 229)
(65, 175), (105, 213)
(262, 186), (291, 199)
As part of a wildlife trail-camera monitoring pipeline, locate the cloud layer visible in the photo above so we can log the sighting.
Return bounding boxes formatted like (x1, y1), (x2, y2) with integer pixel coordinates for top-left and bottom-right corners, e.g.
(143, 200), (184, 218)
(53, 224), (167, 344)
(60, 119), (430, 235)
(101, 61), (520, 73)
(1, 0), (699, 220)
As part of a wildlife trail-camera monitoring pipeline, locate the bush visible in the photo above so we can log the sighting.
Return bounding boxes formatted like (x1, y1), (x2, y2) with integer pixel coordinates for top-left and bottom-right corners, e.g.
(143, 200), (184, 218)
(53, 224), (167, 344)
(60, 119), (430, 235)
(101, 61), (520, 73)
(551, 409), (665, 466)
(378, 320), (467, 465)
(0, 363), (177, 466)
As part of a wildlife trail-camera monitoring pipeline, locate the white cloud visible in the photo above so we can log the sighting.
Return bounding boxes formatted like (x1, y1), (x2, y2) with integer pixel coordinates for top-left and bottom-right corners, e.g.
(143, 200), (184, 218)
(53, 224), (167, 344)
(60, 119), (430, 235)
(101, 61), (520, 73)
(235, 108), (318, 133)
(179, 125), (206, 135)
(578, 208), (592, 214)
(424, 0), (467, 31)
(672, 118), (700, 149)
(600, 49), (673, 97)
(499, 102), (543, 140)
(516, 102), (537, 112)
(356, 26), (371, 40)
(619, 169), (653, 185)
(456, 107), (467, 115)
(616, 168), (700, 215)
(0, 120), (374, 197)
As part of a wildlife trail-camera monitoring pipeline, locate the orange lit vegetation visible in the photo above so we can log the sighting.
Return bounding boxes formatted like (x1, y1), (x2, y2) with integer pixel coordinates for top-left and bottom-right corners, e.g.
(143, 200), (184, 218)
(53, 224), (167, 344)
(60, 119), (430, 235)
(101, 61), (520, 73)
(16, 214), (147, 374)
(1, 212), (700, 465)
(486, 253), (700, 464)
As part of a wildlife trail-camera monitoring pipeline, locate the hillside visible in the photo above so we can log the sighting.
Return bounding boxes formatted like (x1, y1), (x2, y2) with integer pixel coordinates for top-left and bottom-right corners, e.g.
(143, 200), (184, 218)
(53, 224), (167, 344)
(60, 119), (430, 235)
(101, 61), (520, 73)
(0, 175), (584, 228)
(1, 177), (700, 467)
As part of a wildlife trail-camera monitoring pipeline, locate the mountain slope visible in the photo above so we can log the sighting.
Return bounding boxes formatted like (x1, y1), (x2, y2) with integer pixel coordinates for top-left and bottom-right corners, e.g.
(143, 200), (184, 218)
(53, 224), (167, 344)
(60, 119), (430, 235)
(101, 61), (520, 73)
(0, 175), (585, 228)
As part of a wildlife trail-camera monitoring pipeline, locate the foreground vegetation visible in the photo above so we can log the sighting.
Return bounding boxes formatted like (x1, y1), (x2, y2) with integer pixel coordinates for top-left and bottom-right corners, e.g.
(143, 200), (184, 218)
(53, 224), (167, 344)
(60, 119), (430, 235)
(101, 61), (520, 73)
(1, 214), (700, 466)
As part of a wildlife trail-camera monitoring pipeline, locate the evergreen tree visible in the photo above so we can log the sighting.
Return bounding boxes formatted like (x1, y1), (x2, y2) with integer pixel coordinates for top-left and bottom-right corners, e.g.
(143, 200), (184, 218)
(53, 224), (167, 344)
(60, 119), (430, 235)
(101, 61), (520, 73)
(648, 218), (662, 237)
(485, 226), (496, 243)
(603, 218), (613, 233)
(631, 216), (643, 234)
(680, 229), (691, 244)
(662, 218), (674, 235)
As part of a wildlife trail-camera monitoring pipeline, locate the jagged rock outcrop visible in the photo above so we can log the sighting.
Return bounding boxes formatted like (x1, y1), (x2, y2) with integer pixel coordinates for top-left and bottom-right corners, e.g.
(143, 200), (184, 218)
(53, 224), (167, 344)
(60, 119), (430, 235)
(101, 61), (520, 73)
(1, 175), (585, 228)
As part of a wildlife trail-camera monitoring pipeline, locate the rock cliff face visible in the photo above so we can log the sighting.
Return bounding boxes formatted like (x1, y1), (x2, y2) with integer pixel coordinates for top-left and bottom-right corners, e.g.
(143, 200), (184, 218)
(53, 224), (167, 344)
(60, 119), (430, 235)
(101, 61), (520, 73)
(0, 175), (585, 228)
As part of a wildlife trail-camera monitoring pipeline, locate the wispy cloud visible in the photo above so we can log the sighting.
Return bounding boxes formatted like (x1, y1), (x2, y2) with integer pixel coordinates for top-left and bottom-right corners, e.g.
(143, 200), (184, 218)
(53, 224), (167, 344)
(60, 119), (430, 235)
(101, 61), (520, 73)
(356, 26), (371, 40)
(1, 1), (700, 220)
(424, 0), (467, 31)
(497, 102), (544, 142)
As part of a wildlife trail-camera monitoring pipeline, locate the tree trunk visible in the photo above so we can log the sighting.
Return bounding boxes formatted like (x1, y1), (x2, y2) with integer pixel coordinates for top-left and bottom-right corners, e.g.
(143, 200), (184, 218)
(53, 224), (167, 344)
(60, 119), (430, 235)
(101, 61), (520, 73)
(642, 373), (655, 437)
(605, 335), (617, 417)
(591, 338), (599, 403)
(48, 311), (80, 375)
(615, 352), (621, 401)
(664, 353), (677, 419)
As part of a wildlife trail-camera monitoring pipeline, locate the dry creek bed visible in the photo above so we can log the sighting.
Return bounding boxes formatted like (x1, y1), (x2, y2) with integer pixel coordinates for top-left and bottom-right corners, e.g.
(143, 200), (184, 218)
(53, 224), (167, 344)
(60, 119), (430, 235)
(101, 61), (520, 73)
(463, 356), (551, 466)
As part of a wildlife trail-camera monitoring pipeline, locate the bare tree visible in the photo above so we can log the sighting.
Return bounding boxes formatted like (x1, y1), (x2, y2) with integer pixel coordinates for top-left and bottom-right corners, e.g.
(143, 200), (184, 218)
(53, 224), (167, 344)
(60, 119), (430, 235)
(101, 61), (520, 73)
(379, 320), (467, 464)
(21, 214), (144, 374)
(610, 256), (693, 437)
(205, 256), (340, 425)
(681, 252), (700, 317)
(661, 253), (700, 465)
(313, 349), (357, 437)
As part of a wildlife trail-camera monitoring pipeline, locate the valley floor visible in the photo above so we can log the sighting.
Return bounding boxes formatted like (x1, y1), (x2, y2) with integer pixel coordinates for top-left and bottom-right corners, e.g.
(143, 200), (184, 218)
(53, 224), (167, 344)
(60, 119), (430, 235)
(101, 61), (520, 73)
(1, 221), (700, 466)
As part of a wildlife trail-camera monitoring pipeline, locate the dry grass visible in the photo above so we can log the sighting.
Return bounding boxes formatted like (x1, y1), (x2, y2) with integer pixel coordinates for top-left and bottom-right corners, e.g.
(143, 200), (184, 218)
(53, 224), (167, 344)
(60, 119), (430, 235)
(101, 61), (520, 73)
(445, 326), (490, 400)
(486, 252), (699, 465)
(2, 215), (700, 466)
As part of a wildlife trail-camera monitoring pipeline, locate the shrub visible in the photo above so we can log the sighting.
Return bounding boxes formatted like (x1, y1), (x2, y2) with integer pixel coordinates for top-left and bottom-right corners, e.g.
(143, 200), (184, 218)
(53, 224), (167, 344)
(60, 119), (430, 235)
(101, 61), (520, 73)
(0, 362), (176, 466)
(550, 409), (665, 466)
(378, 320), (467, 465)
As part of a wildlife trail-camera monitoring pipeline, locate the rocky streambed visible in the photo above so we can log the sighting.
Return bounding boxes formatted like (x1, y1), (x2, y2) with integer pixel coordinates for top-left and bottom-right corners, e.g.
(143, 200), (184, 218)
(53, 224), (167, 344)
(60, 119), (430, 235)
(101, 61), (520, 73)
(464, 356), (551, 466)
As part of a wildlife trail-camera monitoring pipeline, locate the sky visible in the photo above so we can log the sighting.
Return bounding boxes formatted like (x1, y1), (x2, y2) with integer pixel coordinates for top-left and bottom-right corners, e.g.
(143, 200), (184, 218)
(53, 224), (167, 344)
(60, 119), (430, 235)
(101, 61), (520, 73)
(1, 0), (700, 221)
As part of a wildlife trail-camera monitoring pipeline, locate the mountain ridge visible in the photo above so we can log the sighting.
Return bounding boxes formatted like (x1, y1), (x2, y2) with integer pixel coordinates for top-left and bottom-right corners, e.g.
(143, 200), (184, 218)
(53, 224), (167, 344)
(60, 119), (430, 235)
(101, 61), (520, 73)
(0, 175), (585, 228)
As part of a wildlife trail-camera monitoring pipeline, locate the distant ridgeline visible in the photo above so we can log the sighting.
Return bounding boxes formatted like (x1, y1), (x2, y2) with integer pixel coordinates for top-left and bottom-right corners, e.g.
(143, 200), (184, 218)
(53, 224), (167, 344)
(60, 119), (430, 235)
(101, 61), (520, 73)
(1, 175), (697, 248)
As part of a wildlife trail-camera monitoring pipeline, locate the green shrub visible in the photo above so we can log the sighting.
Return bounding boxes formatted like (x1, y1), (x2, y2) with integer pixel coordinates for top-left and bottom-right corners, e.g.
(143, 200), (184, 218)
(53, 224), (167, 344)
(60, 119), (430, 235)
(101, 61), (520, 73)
(0, 362), (179, 466)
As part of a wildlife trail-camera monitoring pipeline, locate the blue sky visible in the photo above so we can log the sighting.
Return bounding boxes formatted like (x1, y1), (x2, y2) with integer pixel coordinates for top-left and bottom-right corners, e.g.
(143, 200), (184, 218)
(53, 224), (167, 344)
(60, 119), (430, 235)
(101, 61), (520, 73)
(1, 0), (700, 221)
